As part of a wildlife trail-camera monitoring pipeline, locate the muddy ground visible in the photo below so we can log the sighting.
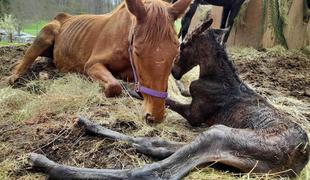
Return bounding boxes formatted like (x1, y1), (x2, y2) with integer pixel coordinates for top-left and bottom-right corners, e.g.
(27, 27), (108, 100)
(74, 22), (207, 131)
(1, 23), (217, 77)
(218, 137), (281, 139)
(0, 45), (309, 179)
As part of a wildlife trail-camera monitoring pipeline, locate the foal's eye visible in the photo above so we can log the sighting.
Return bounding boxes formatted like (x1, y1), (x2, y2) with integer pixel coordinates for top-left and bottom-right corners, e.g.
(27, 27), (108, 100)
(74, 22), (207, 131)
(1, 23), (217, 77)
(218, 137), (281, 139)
(180, 43), (185, 50)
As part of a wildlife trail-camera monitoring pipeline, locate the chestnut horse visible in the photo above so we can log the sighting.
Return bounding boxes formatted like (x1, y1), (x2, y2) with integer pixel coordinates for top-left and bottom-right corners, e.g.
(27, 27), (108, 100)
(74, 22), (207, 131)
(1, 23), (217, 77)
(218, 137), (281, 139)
(5, 0), (192, 123)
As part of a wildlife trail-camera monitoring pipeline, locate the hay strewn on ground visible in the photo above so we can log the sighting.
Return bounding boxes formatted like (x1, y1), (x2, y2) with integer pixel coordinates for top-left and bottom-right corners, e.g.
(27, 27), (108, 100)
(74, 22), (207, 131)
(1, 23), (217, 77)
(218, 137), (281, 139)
(0, 45), (309, 179)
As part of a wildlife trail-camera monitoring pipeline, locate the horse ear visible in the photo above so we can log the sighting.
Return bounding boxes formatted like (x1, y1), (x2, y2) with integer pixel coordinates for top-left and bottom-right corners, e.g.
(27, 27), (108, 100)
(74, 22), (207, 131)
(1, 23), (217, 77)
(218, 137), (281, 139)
(213, 28), (229, 36)
(191, 18), (213, 37)
(125, 0), (147, 23)
(168, 0), (192, 20)
(199, 18), (213, 33)
(212, 28), (230, 44)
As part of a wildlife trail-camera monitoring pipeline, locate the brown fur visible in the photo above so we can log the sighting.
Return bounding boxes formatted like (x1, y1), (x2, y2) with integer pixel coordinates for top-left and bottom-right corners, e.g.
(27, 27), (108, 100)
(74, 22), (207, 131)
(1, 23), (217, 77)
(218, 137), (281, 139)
(6, 0), (192, 123)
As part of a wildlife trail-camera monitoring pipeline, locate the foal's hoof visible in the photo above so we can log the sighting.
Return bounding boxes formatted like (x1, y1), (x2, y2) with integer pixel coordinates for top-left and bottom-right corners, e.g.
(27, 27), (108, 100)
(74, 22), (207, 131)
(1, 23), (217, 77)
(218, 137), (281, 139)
(104, 83), (122, 97)
(3, 74), (19, 85)
(181, 90), (191, 97)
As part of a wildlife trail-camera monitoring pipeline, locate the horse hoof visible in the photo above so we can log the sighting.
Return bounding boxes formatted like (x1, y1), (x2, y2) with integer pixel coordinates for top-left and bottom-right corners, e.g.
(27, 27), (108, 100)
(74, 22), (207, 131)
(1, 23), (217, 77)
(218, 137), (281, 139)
(3, 74), (19, 85)
(39, 71), (50, 80)
(104, 83), (122, 97)
(181, 90), (191, 97)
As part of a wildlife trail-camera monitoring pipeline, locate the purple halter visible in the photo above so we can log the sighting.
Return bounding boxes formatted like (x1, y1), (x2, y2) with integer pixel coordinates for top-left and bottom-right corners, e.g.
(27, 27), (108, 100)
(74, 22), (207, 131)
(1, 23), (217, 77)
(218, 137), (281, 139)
(128, 33), (168, 99)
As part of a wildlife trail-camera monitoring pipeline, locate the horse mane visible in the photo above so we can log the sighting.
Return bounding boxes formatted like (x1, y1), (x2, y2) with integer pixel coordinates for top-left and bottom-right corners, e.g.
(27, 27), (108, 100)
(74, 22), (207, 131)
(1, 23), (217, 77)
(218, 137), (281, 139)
(189, 28), (243, 84)
(205, 32), (242, 84)
(141, 0), (176, 47)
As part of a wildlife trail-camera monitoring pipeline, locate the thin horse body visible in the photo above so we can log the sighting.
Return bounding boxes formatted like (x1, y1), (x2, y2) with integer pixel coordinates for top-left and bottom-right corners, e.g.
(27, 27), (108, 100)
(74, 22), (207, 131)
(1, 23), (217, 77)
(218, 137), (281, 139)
(5, 0), (192, 123)
(173, 0), (246, 43)
(29, 20), (309, 179)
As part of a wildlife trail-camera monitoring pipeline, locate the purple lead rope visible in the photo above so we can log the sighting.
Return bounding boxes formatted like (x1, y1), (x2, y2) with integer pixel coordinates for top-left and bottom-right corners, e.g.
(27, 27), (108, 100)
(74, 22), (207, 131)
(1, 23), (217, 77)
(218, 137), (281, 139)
(128, 39), (168, 99)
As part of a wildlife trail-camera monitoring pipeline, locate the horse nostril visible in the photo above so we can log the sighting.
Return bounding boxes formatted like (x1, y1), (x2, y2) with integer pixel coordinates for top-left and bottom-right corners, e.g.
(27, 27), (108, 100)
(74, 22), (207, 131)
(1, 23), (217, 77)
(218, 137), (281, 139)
(144, 113), (155, 124)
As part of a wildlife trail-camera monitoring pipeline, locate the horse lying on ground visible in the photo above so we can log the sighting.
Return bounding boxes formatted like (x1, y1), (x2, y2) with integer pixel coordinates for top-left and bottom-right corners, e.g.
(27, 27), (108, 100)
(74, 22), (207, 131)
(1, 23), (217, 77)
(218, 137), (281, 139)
(29, 19), (309, 179)
(172, 0), (246, 43)
(4, 0), (192, 123)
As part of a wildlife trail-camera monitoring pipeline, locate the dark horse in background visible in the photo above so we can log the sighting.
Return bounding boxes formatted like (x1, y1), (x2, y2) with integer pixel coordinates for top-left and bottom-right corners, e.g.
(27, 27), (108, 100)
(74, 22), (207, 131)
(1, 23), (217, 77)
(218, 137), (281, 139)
(29, 19), (309, 179)
(171, 0), (246, 43)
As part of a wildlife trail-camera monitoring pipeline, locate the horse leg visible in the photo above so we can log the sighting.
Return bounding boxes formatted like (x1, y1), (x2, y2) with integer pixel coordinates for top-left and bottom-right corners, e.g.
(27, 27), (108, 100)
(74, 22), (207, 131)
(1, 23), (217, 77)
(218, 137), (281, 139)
(222, 3), (243, 43)
(30, 124), (289, 179)
(220, 7), (230, 28)
(166, 98), (191, 120)
(77, 116), (185, 159)
(5, 21), (60, 84)
(179, 0), (199, 40)
(85, 63), (122, 97)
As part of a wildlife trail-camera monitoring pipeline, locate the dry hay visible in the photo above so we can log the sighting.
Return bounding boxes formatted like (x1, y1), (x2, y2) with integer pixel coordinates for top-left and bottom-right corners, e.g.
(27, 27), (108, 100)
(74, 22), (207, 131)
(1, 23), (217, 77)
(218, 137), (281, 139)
(0, 45), (309, 180)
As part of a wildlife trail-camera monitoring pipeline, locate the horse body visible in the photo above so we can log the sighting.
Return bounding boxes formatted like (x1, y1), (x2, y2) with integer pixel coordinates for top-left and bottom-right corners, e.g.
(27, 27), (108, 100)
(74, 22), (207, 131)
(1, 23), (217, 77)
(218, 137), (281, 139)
(53, 12), (131, 75)
(170, 19), (309, 175)
(6, 0), (192, 123)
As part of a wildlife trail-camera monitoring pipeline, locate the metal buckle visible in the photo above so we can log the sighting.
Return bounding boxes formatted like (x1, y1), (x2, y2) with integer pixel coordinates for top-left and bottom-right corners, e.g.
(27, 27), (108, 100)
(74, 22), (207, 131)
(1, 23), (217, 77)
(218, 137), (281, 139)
(134, 82), (140, 92)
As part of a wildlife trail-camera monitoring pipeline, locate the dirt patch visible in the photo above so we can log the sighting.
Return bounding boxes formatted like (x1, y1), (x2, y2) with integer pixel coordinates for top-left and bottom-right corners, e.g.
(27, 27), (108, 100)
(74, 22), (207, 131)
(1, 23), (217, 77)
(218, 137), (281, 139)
(0, 45), (60, 89)
(234, 52), (310, 101)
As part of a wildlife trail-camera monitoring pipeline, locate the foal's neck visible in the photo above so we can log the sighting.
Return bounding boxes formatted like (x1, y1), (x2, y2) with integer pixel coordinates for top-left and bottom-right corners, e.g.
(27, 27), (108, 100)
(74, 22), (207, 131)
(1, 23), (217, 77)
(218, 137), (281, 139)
(199, 44), (241, 87)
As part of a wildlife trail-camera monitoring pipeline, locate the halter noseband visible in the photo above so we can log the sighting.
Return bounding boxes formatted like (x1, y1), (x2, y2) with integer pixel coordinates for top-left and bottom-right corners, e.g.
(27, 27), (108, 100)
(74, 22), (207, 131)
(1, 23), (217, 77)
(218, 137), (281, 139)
(128, 33), (168, 99)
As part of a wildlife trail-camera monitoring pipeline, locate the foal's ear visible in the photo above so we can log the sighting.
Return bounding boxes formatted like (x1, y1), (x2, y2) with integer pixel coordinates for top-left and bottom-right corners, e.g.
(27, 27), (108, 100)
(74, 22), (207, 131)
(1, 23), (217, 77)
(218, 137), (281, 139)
(213, 28), (229, 36)
(199, 19), (213, 33)
(125, 0), (147, 23)
(168, 0), (192, 20)
(192, 18), (213, 36)
(212, 28), (229, 44)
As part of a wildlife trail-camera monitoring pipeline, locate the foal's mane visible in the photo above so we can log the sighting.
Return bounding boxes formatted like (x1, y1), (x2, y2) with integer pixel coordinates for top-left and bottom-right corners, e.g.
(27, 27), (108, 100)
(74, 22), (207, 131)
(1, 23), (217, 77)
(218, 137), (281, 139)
(140, 0), (176, 46)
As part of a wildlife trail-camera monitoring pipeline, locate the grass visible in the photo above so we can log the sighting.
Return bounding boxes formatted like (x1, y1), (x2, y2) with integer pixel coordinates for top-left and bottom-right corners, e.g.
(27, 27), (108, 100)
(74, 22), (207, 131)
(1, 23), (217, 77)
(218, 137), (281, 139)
(23, 21), (48, 36)
(0, 47), (309, 179)
(0, 41), (25, 47)
(175, 19), (181, 33)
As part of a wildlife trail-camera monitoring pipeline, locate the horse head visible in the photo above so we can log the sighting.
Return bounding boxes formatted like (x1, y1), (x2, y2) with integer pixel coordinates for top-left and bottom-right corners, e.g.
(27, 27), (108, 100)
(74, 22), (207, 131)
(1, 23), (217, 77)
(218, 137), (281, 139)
(172, 19), (229, 80)
(126, 0), (191, 123)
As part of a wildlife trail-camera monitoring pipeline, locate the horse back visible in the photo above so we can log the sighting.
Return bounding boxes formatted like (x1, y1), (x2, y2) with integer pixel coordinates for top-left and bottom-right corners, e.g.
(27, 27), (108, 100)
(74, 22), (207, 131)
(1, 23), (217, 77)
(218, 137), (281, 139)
(52, 9), (130, 73)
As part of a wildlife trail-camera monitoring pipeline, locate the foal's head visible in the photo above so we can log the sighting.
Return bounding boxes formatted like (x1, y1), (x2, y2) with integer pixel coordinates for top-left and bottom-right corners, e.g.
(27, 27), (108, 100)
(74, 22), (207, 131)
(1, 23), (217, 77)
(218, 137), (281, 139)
(126, 0), (191, 123)
(172, 19), (229, 80)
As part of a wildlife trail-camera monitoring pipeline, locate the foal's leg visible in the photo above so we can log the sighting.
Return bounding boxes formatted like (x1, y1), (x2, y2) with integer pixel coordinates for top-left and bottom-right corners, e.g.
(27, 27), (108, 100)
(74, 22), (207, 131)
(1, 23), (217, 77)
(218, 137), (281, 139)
(166, 98), (191, 120)
(30, 125), (287, 179)
(5, 21), (60, 84)
(85, 62), (122, 97)
(77, 117), (185, 159)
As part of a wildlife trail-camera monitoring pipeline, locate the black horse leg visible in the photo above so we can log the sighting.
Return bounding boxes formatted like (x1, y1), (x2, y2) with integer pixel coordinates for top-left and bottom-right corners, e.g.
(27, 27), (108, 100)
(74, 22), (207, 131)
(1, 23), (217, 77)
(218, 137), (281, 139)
(179, 0), (200, 40)
(222, 3), (243, 43)
(31, 125), (292, 179)
(220, 7), (230, 28)
(166, 98), (191, 120)
(77, 117), (185, 159)
(28, 125), (228, 179)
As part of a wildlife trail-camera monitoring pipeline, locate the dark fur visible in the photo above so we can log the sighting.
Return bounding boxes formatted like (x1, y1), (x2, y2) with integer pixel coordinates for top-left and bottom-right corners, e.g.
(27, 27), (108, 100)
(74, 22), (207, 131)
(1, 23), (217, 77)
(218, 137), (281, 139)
(169, 19), (310, 175)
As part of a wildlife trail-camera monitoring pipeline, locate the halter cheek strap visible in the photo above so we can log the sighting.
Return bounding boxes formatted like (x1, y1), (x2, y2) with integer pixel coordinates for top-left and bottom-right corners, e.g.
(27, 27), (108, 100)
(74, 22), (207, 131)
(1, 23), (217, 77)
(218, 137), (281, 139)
(128, 33), (168, 99)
